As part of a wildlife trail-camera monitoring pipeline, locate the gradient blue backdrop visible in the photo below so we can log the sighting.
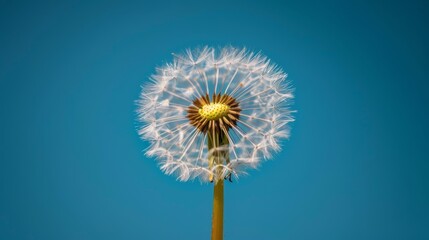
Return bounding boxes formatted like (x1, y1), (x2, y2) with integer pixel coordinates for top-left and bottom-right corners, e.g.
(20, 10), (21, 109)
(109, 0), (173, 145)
(1, 0), (428, 239)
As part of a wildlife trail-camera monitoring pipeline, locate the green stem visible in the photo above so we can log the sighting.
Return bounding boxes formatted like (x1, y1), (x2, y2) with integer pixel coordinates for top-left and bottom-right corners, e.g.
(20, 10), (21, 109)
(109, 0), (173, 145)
(208, 131), (229, 240)
(211, 179), (224, 240)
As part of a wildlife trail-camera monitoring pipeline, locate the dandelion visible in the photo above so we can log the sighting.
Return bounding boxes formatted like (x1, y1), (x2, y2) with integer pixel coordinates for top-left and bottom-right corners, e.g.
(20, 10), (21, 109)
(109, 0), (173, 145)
(137, 46), (294, 240)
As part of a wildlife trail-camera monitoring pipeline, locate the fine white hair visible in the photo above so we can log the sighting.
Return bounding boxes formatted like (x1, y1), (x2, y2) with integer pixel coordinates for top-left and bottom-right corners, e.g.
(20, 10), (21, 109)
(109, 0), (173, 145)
(137, 46), (294, 182)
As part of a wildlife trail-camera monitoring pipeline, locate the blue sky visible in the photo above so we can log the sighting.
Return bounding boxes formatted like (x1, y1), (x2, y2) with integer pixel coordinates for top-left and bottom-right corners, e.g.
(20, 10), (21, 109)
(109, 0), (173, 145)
(1, 0), (428, 239)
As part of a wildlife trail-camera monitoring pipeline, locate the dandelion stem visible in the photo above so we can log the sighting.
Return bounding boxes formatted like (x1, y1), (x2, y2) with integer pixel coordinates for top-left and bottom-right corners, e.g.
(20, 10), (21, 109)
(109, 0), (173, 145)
(208, 131), (229, 240)
(211, 179), (224, 240)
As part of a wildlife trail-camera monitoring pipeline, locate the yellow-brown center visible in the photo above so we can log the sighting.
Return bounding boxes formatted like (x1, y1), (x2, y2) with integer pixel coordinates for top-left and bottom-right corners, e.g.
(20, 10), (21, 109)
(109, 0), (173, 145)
(199, 103), (230, 121)
(186, 93), (241, 134)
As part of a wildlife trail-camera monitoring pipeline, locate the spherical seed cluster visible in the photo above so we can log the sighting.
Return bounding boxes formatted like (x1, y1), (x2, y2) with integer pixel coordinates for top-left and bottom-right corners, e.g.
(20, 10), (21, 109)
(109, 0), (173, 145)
(137, 46), (294, 182)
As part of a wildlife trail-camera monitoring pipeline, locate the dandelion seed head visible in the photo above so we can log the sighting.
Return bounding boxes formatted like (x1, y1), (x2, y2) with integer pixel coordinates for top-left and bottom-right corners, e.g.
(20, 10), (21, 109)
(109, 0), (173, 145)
(137, 46), (294, 182)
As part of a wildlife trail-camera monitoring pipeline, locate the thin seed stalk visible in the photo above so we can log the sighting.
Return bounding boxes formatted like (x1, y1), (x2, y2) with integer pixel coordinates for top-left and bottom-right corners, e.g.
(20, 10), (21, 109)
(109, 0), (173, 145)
(211, 178), (224, 240)
(208, 131), (229, 240)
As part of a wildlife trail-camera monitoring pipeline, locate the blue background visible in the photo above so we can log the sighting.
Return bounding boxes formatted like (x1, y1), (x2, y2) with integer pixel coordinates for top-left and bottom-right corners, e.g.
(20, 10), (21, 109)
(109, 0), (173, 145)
(1, 0), (428, 239)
